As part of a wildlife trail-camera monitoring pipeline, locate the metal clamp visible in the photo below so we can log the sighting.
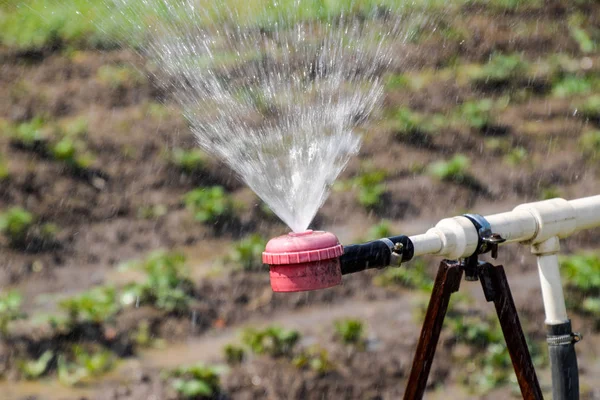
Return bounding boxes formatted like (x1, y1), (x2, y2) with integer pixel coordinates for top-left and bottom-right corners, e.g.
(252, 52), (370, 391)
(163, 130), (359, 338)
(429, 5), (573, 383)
(378, 238), (404, 267)
(464, 214), (506, 259)
(547, 332), (583, 346)
(462, 214), (507, 281)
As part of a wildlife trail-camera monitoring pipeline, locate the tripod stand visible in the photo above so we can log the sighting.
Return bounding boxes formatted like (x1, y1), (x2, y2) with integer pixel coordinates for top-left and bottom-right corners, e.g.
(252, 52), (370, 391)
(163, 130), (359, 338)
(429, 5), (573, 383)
(403, 259), (544, 400)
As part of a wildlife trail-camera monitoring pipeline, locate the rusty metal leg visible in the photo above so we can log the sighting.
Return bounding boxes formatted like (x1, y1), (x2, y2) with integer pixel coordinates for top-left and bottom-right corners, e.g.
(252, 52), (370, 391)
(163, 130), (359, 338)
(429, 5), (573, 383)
(403, 260), (463, 400)
(479, 263), (544, 400)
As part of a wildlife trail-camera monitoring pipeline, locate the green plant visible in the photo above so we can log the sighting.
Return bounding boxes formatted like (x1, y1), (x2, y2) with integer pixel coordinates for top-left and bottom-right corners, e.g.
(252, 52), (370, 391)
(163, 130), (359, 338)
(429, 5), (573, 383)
(366, 220), (393, 241)
(446, 307), (546, 394)
(552, 75), (595, 98)
(223, 344), (245, 365)
(540, 186), (561, 200)
(60, 286), (120, 325)
(137, 204), (168, 220)
(10, 117), (48, 148)
(0, 153), (9, 181)
(96, 65), (146, 89)
(50, 137), (95, 170)
(227, 234), (267, 271)
(570, 25), (596, 54)
(184, 186), (235, 224)
(428, 154), (471, 183)
(579, 131), (600, 160)
(470, 54), (528, 87)
(0, 207), (34, 248)
(503, 146), (528, 166)
(60, 117), (89, 137)
(0, 290), (25, 336)
(19, 350), (54, 380)
(458, 100), (494, 130)
(170, 148), (207, 175)
(334, 319), (365, 346)
(580, 95), (600, 120)
(391, 108), (445, 145)
(241, 326), (300, 357)
(121, 251), (194, 313)
(347, 169), (387, 210)
(292, 346), (334, 375)
(165, 363), (224, 399)
(385, 73), (410, 89)
(561, 253), (600, 296)
(57, 346), (115, 386)
(373, 259), (433, 291)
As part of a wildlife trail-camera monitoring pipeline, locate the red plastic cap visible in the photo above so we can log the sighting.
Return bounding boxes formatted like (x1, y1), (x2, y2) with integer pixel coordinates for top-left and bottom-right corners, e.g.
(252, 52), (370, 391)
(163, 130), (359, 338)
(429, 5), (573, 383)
(262, 230), (343, 265)
(262, 230), (343, 293)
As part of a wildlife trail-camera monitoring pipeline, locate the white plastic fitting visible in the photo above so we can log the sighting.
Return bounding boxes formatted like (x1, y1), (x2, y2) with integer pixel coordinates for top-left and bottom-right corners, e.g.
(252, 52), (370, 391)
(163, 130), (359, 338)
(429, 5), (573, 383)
(410, 195), (600, 258)
(408, 195), (600, 327)
(513, 198), (577, 244)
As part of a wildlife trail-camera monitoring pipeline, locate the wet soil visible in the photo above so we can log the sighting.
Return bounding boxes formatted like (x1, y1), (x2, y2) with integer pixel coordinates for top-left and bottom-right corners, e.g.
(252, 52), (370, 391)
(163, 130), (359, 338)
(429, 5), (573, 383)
(1, 1), (600, 399)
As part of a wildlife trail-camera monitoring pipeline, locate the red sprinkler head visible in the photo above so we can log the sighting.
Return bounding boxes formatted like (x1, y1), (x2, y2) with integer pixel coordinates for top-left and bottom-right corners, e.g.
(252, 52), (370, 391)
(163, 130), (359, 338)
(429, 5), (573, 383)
(262, 230), (344, 292)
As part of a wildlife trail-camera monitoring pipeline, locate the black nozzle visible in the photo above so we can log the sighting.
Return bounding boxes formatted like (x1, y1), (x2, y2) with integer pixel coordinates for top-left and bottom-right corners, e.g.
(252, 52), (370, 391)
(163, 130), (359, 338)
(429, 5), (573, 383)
(340, 235), (414, 275)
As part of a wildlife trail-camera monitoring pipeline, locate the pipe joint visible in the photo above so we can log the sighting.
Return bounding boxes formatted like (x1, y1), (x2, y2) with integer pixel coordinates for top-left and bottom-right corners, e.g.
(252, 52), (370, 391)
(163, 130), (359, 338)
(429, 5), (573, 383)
(514, 198), (577, 244)
(429, 216), (479, 259)
(532, 236), (560, 256)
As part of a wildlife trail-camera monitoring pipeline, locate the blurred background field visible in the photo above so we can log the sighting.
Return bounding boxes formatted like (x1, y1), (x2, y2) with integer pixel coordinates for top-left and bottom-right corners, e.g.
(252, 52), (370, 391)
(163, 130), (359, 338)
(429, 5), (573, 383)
(0, 0), (599, 399)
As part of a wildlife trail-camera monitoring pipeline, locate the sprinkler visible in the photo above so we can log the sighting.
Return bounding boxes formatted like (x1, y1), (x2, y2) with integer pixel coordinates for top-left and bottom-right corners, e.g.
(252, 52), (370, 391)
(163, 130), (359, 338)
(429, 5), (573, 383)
(263, 230), (414, 292)
(263, 230), (343, 292)
(263, 195), (600, 400)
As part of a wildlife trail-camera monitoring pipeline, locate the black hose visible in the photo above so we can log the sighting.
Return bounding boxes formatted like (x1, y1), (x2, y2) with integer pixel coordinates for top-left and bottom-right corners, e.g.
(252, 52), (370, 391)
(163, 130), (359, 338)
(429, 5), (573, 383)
(340, 235), (413, 275)
(547, 321), (580, 400)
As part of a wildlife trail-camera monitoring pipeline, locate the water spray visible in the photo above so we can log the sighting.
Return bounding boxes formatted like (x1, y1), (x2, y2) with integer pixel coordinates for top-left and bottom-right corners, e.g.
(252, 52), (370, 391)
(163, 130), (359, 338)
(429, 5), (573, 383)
(263, 195), (600, 400)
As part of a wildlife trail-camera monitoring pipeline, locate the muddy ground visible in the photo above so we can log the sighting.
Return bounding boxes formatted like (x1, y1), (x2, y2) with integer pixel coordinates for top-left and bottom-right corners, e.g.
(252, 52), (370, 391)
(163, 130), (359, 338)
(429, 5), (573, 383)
(1, 1), (600, 399)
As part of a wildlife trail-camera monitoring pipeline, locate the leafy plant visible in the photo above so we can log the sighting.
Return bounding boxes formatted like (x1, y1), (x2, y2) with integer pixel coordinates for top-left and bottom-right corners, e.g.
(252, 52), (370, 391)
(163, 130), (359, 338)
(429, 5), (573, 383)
(184, 186), (235, 224)
(121, 251), (194, 313)
(241, 326), (300, 357)
(57, 346), (115, 386)
(570, 25), (596, 54)
(345, 169), (387, 210)
(561, 253), (600, 297)
(165, 363), (224, 400)
(137, 204), (168, 220)
(0, 153), (9, 181)
(552, 75), (595, 98)
(0, 290), (25, 336)
(292, 346), (334, 375)
(373, 259), (433, 291)
(366, 220), (393, 241)
(503, 146), (528, 166)
(97, 65), (146, 89)
(223, 344), (245, 365)
(59, 286), (120, 325)
(19, 350), (54, 380)
(10, 117), (48, 149)
(227, 234), (267, 271)
(446, 307), (546, 394)
(391, 108), (446, 146)
(334, 319), (365, 346)
(0, 207), (34, 248)
(50, 137), (95, 170)
(579, 131), (600, 160)
(458, 100), (494, 130)
(428, 154), (471, 183)
(579, 95), (600, 120)
(470, 54), (528, 87)
(170, 148), (207, 175)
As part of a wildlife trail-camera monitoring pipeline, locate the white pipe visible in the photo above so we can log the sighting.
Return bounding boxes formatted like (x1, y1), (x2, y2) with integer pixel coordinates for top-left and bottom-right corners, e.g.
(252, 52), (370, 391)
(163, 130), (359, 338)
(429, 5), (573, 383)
(532, 237), (569, 324)
(408, 196), (600, 259)
(537, 255), (568, 324)
(410, 232), (443, 257)
(570, 195), (600, 232)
